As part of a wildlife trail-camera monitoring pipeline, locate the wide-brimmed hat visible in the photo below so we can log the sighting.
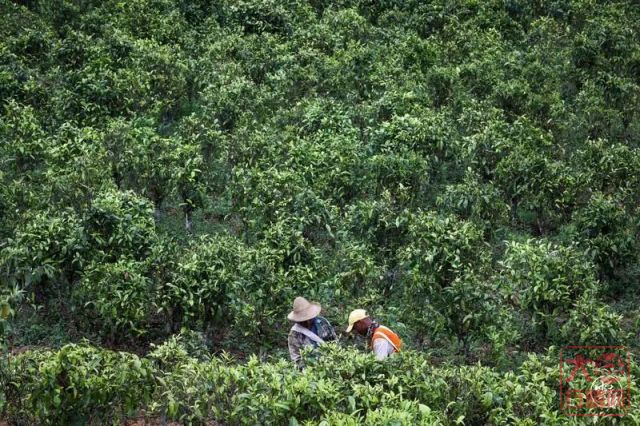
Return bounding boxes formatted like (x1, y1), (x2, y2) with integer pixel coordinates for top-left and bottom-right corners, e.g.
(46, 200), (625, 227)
(288, 296), (321, 322)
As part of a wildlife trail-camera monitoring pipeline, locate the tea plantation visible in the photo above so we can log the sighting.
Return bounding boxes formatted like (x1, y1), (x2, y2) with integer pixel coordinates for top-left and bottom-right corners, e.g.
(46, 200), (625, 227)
(1, 0), (639, 424)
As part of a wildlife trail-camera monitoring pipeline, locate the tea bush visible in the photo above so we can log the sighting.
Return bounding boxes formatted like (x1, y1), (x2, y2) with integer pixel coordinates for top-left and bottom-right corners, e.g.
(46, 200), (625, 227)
(1, 0), (639, 421)
(83, 189), (157, 263)
(75, 258), (154, 337)
(4, 344), (154, 425)
(166, 235), (243, 329)
(499, 239), (624, 345)
(0, 210), (86, 303)
(4, 343), (639, 424)
(569, 192), (639, 288)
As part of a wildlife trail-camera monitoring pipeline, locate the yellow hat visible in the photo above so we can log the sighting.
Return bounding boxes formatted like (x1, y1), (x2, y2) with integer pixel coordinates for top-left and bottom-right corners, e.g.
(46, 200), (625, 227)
(346, 309), (368, 332)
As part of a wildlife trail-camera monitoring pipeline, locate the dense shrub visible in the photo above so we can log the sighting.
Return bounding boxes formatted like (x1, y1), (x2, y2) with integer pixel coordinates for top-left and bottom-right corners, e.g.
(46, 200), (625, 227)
(436, 170), (509, 232)
(83, 189), (157, 262)
(399, 211), (489, 289)
(0, 210), (86, 303)
(4, 344), (639, 424)
(499, 239), (625, 346)
(165, 235), (243, 330)
(75, 259), (154, 338)
(4, 344), (154, 425)
(569, 192), (639, 288)
(1, 0), (639, 421)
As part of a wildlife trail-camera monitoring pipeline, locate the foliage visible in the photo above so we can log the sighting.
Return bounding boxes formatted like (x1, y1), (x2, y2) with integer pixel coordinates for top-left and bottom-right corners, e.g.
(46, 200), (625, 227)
(436, 170), (509, 232)
(400, 211), (489, 290)
(4, 344), (154, 425)
(4, 344), (640, 424)
(75, 258), (153, 337)
(569, 192), (639, 287)
(0, 284), (21, 414)
(1, 210), (86, 303)
(149, 329), (211, 367)
(1, 0), (639, 421)
(165, 234), (243, 329)
(83, 188), (157, 262)
(499, 239), (625, 346)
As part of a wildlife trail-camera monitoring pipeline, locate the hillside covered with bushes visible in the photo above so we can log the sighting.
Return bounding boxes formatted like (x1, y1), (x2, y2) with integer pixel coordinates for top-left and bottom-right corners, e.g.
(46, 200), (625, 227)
(1, 0), (639, 423)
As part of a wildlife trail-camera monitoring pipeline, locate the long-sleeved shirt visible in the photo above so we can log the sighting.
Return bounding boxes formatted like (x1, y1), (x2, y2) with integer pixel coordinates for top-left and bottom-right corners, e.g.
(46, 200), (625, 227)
(372, 337), (395, 361)
(366, 322), (400, 360)
(288, 316), (336, 369)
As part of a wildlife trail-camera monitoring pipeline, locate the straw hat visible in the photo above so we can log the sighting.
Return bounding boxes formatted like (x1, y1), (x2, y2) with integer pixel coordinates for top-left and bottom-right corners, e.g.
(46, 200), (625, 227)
(288, 297), (321, 322)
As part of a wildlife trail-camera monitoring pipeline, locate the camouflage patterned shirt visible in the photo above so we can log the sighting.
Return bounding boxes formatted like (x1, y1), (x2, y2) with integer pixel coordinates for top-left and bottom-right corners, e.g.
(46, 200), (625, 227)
(288, 316), (337, 369)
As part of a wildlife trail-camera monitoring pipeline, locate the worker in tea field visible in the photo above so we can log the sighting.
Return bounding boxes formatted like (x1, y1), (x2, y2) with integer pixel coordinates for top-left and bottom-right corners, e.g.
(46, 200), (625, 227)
(346, 309), (402, 360)
(287, 296), (337, 369)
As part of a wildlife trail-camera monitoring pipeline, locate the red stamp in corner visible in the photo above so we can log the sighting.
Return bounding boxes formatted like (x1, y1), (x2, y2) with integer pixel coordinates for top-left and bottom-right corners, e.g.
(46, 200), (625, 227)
(560, 346), (631, 417)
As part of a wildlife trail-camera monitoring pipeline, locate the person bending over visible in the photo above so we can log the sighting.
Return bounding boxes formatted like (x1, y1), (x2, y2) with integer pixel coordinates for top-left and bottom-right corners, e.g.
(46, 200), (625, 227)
(287, 296), (336, 369)
(346, 309), (401, 360)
